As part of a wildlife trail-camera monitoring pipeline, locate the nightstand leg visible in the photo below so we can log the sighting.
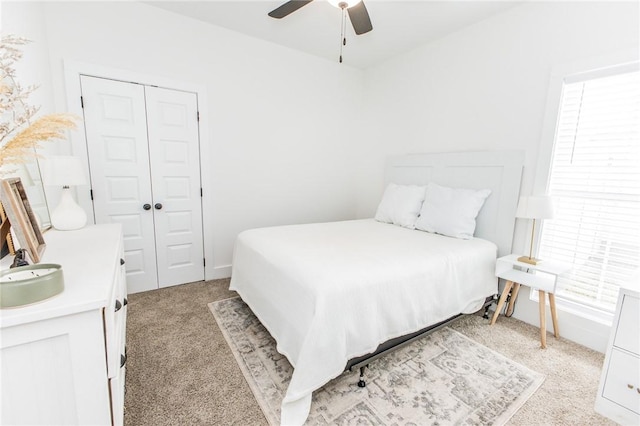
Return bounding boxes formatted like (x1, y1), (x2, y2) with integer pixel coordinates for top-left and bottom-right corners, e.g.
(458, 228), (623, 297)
(539, 290), (547, 349)
(505, 282), (521, 317)
(490, 280), (514, 325)
(549, 293), (559, 338)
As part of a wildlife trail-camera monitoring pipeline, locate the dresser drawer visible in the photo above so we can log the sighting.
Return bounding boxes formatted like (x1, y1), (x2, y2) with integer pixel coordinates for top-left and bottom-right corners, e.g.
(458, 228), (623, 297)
(603, 348), (640, 415)
(614, 294), (639, 355)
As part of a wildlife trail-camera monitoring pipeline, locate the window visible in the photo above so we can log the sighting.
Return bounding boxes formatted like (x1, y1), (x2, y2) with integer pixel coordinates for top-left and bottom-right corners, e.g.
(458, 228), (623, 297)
(538, 63), (640, 314)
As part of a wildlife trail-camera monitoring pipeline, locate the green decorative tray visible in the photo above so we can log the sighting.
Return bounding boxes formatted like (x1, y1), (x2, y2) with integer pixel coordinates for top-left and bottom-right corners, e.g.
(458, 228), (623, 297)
(0, 264), (64, 308)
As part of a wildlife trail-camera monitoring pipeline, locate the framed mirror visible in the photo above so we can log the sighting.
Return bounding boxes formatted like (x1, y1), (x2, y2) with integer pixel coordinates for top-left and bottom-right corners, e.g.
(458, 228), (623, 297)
(1, 159), (51, 231)
(18, 159), (51, 230)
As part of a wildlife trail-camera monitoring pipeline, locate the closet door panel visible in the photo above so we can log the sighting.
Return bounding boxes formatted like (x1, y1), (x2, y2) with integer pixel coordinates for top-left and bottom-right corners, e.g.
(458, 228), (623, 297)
(145, 87), (205, 287)
(80, 76), (159, 293)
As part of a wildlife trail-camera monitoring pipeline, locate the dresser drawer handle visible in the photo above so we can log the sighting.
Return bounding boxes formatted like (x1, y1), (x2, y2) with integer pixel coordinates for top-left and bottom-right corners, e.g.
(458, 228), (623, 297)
(123, 298), (128, 306)
(115, 300), (122, 312)
(120, 352), (127, 368)
(120, 258), (125, 266)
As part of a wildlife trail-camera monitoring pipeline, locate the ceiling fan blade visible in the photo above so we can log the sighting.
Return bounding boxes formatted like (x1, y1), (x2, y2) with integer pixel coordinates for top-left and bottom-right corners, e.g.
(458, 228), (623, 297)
(268, 0), (314, 19)
(347, 1), (373, 35)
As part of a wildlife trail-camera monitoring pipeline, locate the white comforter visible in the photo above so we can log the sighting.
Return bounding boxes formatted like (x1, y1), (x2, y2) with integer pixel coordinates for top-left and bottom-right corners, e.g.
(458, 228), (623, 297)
(229, 219), (498, 425)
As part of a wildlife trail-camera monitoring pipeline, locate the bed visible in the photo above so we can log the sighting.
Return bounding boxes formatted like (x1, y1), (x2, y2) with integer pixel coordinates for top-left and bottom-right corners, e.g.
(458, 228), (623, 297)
(230, 151), (524, 425)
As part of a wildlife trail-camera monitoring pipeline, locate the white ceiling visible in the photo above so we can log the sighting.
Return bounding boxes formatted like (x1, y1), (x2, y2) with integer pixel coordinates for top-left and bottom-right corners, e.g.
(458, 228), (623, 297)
(146, 1), (521, 69)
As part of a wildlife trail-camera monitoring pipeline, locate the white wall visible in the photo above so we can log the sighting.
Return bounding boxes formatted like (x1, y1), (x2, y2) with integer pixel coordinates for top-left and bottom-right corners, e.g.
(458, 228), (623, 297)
(358, 1), (639, 351)
(36, 1), (363, 278)
(1, 2), (54, 116)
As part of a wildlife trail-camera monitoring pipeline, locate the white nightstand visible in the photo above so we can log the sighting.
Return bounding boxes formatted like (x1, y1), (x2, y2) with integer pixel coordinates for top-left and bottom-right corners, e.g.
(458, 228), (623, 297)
(490, 254), (571, 348)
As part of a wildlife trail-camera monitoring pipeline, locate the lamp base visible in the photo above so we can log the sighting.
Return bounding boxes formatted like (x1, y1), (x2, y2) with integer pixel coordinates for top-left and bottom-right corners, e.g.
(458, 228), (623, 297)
(517, 255), (541, 265)
(51, 187), (87, 231)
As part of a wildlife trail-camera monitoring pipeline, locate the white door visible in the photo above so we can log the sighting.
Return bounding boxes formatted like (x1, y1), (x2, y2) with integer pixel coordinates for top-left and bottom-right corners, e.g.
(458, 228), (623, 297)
(145, 87), (204, 287)
(80, 76), (205, 292)
(80, 76), (158, 292)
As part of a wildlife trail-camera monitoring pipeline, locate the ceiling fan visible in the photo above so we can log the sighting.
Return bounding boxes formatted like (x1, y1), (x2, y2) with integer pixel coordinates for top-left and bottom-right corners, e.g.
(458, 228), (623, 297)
(268, 0), (373, 36)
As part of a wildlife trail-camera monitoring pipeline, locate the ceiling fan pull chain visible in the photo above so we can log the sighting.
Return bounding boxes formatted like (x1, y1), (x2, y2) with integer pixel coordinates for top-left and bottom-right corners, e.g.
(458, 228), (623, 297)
(343, 5), (348, 46)
(339, 5), (347, 63)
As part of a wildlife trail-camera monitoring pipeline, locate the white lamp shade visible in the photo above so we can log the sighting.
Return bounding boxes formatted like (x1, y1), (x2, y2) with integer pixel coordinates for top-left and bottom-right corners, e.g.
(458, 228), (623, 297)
(516, 195), (554, 220)
(14, 163), (35, 186)
(42, 156), (88, 187)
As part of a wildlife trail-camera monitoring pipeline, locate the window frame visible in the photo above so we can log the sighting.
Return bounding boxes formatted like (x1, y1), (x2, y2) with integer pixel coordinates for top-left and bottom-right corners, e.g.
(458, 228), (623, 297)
(531, 49), (640, 323)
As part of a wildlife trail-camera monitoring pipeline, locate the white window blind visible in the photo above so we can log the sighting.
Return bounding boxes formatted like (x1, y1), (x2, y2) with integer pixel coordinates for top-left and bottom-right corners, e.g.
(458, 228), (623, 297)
(539, 65), (640, 314)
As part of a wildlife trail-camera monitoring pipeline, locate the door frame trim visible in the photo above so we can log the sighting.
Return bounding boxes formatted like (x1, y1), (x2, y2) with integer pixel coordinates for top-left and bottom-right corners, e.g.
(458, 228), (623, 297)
(63, 60), (217, 280)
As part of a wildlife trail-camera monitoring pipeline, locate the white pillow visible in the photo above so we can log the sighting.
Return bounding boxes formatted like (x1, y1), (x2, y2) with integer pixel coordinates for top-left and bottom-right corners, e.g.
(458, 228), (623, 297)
(374, 183), (426, 229)
(415, 182), (491, 239)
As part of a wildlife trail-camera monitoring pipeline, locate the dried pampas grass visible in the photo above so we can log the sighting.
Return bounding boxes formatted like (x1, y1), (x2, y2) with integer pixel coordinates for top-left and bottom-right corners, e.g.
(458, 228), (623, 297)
(0, 114), (77, 170)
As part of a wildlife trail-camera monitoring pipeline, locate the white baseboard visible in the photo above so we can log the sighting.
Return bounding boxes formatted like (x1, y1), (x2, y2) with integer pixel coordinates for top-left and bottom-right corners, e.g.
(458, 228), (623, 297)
(206, 264), (231, 280)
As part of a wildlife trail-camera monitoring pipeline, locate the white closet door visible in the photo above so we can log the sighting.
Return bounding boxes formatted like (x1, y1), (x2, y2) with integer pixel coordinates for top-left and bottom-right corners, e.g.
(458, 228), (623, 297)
(80, 76), (158, 293)
(145, 87), (204, 287)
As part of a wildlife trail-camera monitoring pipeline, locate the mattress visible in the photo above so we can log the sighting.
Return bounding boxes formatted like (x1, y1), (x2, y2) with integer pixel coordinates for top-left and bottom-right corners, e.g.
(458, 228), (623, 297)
(229, 219), (498, 425)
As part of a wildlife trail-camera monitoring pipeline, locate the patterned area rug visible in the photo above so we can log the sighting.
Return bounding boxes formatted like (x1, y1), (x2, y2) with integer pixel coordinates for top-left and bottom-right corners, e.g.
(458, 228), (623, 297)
(209, 297), (545, 425)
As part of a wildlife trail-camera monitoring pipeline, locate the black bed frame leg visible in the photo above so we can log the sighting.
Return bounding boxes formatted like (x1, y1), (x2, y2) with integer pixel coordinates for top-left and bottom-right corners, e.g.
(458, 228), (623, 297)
(357, 365), (367, 387)
(483, 304), (491, 320)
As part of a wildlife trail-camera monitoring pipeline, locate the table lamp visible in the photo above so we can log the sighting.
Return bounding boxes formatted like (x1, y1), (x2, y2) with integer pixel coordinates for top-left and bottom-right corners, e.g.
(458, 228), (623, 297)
(516, 195), (554, 265)
(42, 156), (88, 231)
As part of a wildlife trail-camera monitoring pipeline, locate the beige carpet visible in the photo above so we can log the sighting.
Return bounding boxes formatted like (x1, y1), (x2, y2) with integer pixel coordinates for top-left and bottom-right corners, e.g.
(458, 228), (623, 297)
(124, 278), (615, 426)
(210, 296), (545, 425)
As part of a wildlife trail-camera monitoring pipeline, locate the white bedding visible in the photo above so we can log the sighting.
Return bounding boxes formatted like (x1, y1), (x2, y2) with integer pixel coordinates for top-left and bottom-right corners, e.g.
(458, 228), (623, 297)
(229, 219), (498, 425)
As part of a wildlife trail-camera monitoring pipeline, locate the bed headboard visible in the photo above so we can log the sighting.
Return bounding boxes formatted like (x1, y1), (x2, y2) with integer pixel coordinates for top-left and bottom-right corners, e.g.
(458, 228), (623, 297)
(385, 151), (524, 257)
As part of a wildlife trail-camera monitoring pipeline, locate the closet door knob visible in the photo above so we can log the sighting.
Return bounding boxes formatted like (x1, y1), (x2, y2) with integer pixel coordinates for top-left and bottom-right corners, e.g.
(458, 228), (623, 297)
(143, 204), (151, 210)
(154, 203), (163, 210)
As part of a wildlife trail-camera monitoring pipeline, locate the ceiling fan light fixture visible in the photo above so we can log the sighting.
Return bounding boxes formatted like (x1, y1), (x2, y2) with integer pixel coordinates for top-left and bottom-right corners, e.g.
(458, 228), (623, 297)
(327, 0), (362, 9)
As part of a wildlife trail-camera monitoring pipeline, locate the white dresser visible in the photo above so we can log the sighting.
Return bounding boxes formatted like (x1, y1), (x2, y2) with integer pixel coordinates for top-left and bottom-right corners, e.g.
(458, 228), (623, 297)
(0, 224), (128, 425)
(595, 283), (640, 425)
